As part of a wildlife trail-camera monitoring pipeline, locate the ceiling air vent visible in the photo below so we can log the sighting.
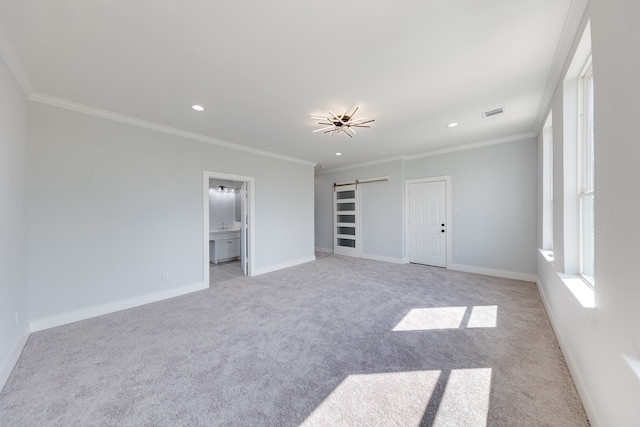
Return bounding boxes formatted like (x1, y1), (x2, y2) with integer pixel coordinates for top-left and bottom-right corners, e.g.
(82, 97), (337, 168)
(482, 107), (505, 119)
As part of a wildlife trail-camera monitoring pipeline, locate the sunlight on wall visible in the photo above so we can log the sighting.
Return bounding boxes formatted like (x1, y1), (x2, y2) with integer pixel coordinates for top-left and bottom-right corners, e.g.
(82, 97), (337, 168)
(392, 306), (498, 331)
(433, 368), (493, 427)
(300, 371), (441, 426)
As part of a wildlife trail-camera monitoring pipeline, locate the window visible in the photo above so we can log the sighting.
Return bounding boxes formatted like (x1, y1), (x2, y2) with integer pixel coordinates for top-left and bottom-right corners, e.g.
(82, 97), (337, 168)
(542, 112), (553, 251)
(578, 58), (594, 285)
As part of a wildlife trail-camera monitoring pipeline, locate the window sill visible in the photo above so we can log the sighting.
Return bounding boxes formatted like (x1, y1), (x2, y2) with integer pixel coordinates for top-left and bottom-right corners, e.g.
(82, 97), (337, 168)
(540, 249), (554, 265)
(538, 249), (595, 316)
(559, 273), (596, 313)
(623, 354), (640, 383)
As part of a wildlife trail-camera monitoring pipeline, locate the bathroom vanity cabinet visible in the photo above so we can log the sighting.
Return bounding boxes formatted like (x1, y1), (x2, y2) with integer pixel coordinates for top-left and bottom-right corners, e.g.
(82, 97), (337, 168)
(209, 230), (241, 264)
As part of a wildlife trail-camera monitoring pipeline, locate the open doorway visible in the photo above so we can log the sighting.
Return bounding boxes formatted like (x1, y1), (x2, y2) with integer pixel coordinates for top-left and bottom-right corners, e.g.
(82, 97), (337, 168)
(203, 171), (255, 286)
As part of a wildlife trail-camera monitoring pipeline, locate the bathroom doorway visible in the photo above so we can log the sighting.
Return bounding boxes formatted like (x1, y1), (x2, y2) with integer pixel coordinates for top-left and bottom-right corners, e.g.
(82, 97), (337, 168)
(203, 171), (255, 286)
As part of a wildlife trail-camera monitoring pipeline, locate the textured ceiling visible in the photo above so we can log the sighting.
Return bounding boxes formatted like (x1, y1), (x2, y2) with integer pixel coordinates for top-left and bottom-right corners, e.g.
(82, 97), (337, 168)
(0, 0), (580, 170)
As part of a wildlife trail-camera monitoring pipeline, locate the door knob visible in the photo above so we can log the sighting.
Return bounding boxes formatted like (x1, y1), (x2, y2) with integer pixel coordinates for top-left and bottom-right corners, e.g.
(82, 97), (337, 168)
(441, 230), (445, 233)
(441, 224), (445, 226)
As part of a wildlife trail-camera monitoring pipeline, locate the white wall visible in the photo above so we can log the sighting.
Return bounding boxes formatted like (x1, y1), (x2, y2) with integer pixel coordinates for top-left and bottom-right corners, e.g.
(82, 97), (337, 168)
(405, 138), (538, 275)
(0, 55), (29, 388)
(315, 138), (538, 277)
(536, 1), (640, 425)
(27, 102), (315, 324)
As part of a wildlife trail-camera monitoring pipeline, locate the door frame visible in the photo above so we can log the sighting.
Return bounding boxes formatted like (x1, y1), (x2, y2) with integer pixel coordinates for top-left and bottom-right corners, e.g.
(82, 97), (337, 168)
(404, 175), (452, 268)
(203, 171), (255, 285)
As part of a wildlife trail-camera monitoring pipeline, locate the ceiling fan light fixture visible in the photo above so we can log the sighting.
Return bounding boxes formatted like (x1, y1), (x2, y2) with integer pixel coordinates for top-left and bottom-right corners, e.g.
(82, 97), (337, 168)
(311, 107), (374, 137)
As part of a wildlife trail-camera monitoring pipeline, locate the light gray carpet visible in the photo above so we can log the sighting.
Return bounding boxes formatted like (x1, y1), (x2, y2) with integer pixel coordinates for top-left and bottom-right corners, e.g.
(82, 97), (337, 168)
(0, 254), (589, 426)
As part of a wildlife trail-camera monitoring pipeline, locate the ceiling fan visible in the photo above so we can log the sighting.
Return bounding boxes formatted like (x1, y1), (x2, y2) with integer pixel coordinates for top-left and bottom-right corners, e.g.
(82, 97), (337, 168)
(311, 107), (375, 138)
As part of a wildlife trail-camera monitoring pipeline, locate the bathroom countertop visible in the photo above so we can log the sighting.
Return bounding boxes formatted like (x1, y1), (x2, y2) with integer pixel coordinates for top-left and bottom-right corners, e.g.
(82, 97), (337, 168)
(209, 228), (241, 235)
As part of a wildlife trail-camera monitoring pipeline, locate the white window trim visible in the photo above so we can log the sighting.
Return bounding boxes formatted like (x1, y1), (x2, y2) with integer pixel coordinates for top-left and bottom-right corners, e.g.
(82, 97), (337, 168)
(577, 57), (594, 287)
(542, 112), (554, 252)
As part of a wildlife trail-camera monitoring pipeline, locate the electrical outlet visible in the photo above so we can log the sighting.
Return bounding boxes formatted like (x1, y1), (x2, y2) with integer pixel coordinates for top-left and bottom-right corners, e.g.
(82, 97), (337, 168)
(162, 272), (169, 281)
(453, 250), (459, 257)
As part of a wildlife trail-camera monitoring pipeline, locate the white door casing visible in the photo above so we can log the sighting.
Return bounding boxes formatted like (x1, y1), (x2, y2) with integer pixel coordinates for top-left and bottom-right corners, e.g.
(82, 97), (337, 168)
(407, 180), (447, 268)
(240, 182), (248, 276)
(203, 171), (254, 285)
(333, 184), (360, 257)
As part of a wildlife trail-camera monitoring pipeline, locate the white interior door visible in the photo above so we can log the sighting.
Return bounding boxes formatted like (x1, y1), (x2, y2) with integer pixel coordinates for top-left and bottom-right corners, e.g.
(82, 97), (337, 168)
(408, 181), (447, 267)
(333, 184), (360, 257)
(240, 182), (248, 275)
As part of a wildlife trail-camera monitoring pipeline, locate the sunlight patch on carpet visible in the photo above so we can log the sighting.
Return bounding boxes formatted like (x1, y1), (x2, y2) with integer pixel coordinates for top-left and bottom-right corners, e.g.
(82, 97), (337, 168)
(467, 305), (498, 328)
(393, 306), (498, 331)
(393, 307), (467, 331)
(300, 371), (441, 427)
(433, 368), (492, 427)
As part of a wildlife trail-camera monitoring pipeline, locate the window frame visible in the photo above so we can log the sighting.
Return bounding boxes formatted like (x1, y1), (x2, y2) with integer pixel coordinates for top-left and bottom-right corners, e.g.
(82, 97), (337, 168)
(577, 57), (594, 286)
(542, 112), (554, 252)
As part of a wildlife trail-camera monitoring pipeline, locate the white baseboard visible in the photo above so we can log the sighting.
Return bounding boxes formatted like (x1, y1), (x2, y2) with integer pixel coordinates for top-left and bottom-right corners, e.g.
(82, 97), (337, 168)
(252, 255), (316, 277)
(536, 276), (602, 427)
(448, 262), (537, 282)
(30, 281), (208, 332)
(361, 252), (405, 264)
(0, 324), (31, 392)
(315, 247), (333, 254)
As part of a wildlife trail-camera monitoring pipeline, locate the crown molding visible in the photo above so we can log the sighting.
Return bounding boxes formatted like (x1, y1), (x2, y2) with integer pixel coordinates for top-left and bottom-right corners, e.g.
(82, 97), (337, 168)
(318, 132), (536, 175)
(0, 19), (36, 97)
(403, 132), (536, 161)
(0, 19), (315, 167)
(29, 92), (316, 167)
(532, 0), (589, 134)
(316, 156), (405, 175)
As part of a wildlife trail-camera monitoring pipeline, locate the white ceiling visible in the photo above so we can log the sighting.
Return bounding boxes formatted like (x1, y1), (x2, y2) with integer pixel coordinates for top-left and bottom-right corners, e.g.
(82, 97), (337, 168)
(0, 1), (580, 170)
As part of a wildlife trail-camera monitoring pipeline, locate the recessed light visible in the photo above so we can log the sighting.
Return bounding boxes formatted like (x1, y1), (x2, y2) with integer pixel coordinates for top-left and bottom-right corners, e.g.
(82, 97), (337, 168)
(191, 105), (205, 112)
(336, 152), (342, 156)
(447, 122), (458, 128)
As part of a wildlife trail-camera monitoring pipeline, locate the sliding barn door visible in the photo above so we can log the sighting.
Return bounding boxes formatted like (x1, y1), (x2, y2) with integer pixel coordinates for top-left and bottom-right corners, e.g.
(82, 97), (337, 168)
(333, 184), (360, 257)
